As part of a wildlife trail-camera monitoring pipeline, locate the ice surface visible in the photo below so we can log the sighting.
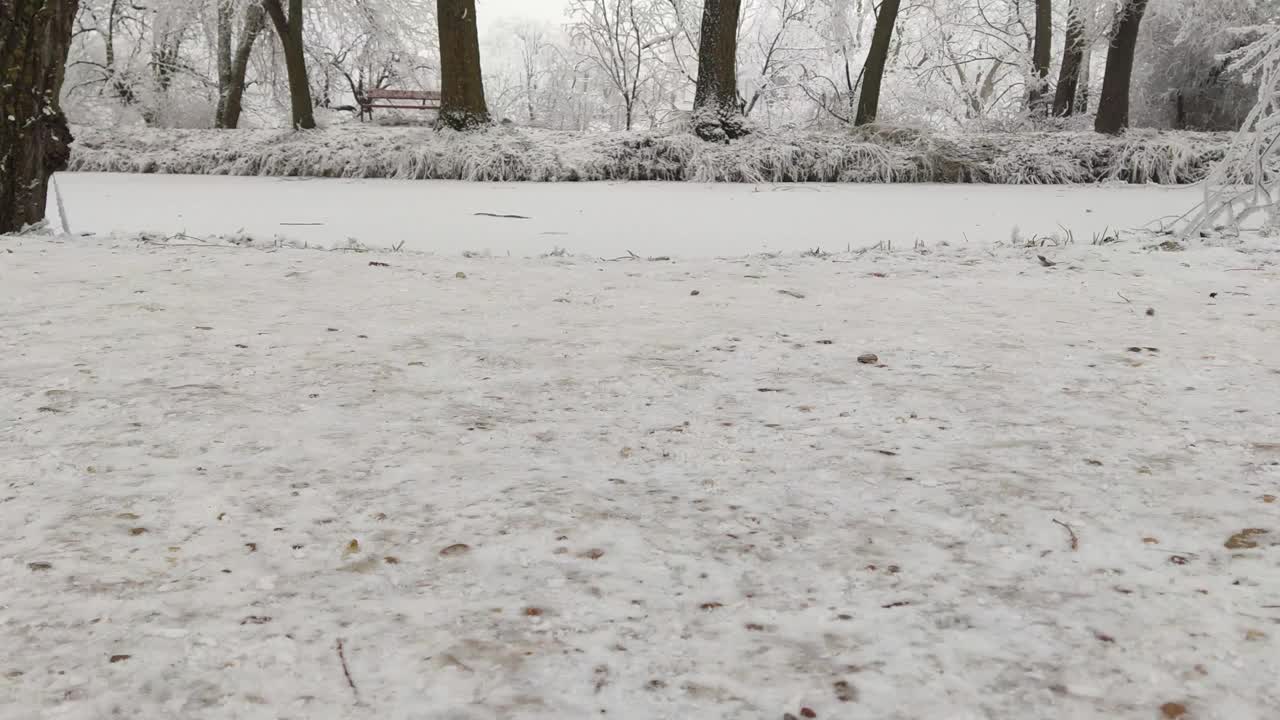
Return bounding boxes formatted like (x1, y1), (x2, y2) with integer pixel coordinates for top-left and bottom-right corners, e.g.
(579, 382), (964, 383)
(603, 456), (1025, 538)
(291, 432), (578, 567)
(54, 173), (1201, 257)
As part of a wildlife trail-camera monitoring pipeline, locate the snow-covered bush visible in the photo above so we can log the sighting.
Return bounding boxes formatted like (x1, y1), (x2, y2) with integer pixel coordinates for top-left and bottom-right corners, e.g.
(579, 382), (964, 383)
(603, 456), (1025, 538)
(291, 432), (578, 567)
(1186, 23), (1280, 236)
(68, 124), (1232, 185)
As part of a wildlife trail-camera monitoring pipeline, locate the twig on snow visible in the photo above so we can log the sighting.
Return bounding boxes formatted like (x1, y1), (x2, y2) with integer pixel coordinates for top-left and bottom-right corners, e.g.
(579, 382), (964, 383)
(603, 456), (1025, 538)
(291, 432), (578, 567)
(1052, 518), (1079, 551)
(474, 212), (531, 220)
(336, 638), (360, 702)
(605, 250), (672, 262)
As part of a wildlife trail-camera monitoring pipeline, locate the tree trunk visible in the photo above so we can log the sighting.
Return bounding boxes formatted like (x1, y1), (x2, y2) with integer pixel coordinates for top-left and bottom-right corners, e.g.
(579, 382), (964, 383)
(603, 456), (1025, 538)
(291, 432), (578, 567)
(1076, 55), (1090, 114)
(1095, 0), (1150, 135)
(215, 1), (234, 125)
(692, 0), (747, 141)
(217, 2), (266, 128)
(854, 0), (901, 126)
(1052, 0), (1086, 117)
(1, 0), (78, 234)
(263, 0), (316, 129)
(1028, 0), (1052, 114)
(436, 0), (491, 130)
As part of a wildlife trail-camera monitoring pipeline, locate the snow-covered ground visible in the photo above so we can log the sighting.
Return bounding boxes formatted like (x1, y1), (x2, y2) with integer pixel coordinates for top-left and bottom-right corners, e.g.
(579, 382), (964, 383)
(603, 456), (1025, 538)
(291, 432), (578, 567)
(3, 230), (1278, 719)
(55, 173), (1201, 257)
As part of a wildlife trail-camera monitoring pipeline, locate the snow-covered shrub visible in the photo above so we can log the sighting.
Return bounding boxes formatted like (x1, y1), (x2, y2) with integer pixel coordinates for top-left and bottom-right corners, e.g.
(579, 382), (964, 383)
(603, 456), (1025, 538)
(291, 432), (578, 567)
(67, 124), (1233, 185)
(1186, 23), (1280, 236)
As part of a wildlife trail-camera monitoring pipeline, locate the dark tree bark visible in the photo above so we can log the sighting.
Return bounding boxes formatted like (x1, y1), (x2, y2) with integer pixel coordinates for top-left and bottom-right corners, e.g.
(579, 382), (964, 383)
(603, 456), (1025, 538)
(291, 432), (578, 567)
(1053, 0), (1087, 117)
(1, 0), (78, 234)
(1028, 0), (1052, 114)
(436, 0), (491, 130)
(216, 1), (267, 128)
(1095, 0), (1150, 134)
(262, 0), (316, 129)
(692, 0), (747, 142)
(855, 0), (901, 126)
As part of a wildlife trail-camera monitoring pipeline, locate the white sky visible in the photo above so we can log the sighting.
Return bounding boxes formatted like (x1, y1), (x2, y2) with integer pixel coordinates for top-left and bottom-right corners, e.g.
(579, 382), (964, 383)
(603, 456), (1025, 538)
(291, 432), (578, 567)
(478, 0), (566, 30)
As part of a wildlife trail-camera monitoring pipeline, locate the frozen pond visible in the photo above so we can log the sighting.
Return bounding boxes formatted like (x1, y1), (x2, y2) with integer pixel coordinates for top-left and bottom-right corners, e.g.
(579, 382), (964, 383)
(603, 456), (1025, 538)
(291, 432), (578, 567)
(55, 173), (1201, 257)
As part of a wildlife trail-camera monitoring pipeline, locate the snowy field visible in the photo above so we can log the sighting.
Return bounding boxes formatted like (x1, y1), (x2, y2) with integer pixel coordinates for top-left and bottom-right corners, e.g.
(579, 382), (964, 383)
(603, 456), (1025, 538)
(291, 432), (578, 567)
(3, 229), (1278, 719)
(54, 173), (1201, 257)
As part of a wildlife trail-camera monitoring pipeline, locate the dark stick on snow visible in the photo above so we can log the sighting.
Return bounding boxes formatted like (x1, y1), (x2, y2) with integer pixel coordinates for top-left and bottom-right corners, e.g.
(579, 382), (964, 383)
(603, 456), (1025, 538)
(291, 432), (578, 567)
(336, 638), (360, 701)
(279, 222), (324, 226)
(1052, 519), (1079, 551)
(474, 212), (531, 219)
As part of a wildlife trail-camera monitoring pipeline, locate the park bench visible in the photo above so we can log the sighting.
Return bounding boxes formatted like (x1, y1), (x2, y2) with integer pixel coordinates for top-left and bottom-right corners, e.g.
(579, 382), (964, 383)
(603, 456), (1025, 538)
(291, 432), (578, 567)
(357, 89), (441, 121)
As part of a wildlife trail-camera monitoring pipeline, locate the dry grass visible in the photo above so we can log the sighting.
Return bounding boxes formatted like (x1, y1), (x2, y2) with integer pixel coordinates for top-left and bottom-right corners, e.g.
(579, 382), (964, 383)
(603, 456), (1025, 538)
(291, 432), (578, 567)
(68, 124), (1232, 185)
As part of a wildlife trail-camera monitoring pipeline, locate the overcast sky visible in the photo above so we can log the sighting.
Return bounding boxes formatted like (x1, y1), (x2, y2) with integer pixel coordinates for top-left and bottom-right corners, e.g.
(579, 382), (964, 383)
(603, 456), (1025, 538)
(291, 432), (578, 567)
(478, 0), (566, 29)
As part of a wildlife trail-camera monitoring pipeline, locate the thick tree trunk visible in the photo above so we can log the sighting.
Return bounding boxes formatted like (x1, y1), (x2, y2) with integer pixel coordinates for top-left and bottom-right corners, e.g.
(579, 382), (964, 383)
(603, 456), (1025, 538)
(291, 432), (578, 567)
(1053, 0), (1086, 117)
(1, 0), (78, 234)
(216, 2), (266, 128)
(1095, 0), (1150, 135)
(436, 0), (491, 130)
(263, 0), (316, 129)
(855, 0), (901, 126)
(1028, 0), (1052, 114)
(692, 0), (747, 141)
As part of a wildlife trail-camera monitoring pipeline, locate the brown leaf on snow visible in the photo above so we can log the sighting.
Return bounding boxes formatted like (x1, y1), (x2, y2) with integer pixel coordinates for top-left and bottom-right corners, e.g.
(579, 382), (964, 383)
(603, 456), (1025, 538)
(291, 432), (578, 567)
(344, 539), (361, 556)
(581, 548), (605, 560)
(109, 655), (131, 664)
(1142, 537), (1160, 545)
(1160, 702), (1188, 719)
(699, 602), (724, 611)
(128, 527), (148, 536)
(27, 562), (52, 571)
(523, 607), (544, 617)
(1224, 528), (1270, 549)
(1245, 629), (1267, 641)
(800, 708), (817, 718)
(439, 543), (471, 557)
(1169, 555), (1190, 565)
(1263, 495), (1276, 504)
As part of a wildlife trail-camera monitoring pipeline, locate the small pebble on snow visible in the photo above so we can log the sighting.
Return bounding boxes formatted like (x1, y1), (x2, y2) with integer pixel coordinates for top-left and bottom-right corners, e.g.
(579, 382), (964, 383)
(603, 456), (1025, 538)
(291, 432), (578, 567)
(858, 353), (879, 365)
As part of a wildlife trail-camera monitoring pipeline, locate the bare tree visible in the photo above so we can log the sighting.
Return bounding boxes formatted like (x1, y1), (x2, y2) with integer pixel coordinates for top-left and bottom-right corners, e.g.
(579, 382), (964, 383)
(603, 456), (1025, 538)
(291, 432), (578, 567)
(1095, 0), (1150, 134)
(1052, 0), (1086, 117)
(436, 0), (490, 129)
(568, 0), (669, 130)
(1028, 0), (1051, 114)
(1, 0), (79, 234)
(693, 0), (747, 140)
(855, 0), (901, 125)
(262, 0), (317, 128)
(216, 0), (267, 127)
(740, 0), (809, 118)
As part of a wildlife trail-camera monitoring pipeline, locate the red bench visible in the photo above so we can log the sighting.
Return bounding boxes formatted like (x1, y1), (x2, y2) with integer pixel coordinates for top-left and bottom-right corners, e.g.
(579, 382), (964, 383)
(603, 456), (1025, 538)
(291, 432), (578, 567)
(357, 89), (441, 121)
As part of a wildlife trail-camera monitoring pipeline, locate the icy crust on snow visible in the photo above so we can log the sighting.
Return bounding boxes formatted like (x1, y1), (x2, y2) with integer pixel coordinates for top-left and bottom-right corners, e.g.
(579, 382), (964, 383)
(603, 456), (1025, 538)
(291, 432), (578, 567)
(67, 124), (1235, 185)
(2, 234), (1279, 719)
